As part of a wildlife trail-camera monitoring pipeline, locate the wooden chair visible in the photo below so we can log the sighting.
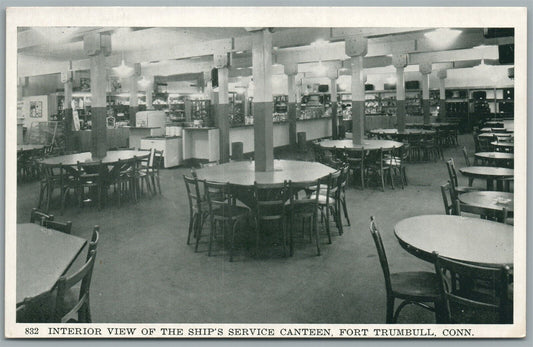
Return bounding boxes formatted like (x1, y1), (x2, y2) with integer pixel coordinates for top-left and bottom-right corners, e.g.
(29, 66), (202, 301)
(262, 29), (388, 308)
(203, 181), (250, 262)
(365, 148), (392, 191)
(253, 181), (290, 257)
(42, 219), (73, 235)
(440, 182), (456, 215)
(29, 208), (54, 225)
(183, 175), (209, 252)
(433, 253), (512, 324)
(311, 170), (342, 243)
(87, 226), (100, 262)
(446, 158), (480, 194)
(77, 161), (106, 210)
(369, 216), (442, 323)
(462, 146), (471, 167)
(287, 179), (321, 256)
(337, 165), (351, 227)
(39, 163), (79, 214)
(54, 250), (97, 323)
(345, 147), (365, 189)
(455, 199), (508, 223)
(383, 146), (407, 189)
(140, 149), (164, 195)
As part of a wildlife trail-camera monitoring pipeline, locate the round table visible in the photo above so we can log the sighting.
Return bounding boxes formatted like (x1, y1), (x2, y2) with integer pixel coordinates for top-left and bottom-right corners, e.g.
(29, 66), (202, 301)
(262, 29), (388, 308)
(394, 215), (513, 266)
(458, 166), (514, 190)
(39, 150), (150, 166)
(195, 160), (336, 186)
(17, 144), (45, 152)
(459, 191), (513, 213)
(318, 139), (403, 151)
(478, 132), (512, 139)
(475, 152), (514, 167)
(491, 141), (514, 150)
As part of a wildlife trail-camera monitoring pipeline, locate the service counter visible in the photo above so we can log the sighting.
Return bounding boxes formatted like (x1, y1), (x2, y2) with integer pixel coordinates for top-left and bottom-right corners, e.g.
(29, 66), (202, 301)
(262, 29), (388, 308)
(182, 127), (220, 162)
(76, 127), (130, 152)
(128, 127), (165, 149)
(343, 115), (439, 132)
(228, 117), (332, 156)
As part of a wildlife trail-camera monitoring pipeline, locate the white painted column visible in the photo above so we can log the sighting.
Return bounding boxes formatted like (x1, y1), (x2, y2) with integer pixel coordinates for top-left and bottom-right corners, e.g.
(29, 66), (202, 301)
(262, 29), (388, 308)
(129, 63), (141, 125)
(251, 28), (274, 172)
(393, 54), (409, 132)
(437, 69), (447, 120)
(84, 32), (111, 158)
(419, 62), (432, 124)
(285, 63), (298, 147)
(214, 53), (230, 163)
(345, 36), (368, 145)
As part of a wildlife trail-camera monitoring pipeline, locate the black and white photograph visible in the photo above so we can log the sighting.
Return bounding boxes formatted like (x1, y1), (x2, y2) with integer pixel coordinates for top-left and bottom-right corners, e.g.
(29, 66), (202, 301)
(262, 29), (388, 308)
(4, 6), (527, 338)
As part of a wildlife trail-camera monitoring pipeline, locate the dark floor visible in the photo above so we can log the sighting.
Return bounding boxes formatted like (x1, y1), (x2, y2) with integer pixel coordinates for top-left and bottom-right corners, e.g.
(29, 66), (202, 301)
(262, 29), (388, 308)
(16, 134), (489, 323)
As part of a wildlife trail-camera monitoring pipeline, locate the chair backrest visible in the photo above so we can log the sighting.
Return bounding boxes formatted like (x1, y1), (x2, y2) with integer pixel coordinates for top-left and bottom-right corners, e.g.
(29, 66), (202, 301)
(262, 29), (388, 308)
(368, 216), (392, 295)
(87, 226), (100, 261)
(55, 250), (97, 323)
(455, 199), (508, 223)
(199, 161), (219, 168)
(446, 158), (459, 187)
(254, 181), (289, 222)
(183, 175), (203, 214)
(433, 253), (511, 324)
(338, 165), (350, 191)
(288, 179), (320, 215)
(42, 219), (73, 235)
(203, 180), (235, 218)
(30, 208), (54, 225)
(151, 149), (164, 169)
(440, 181), (456, 215)
(462, 146), (471, 166)
(325, 169), (341, 203)
(472, 134), (480, 152)
(77, 160), (106, 182)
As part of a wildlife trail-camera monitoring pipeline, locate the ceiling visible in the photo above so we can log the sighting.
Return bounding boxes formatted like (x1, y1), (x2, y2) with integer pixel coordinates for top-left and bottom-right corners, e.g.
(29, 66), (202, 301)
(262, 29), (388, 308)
(17, 27), (514, 85)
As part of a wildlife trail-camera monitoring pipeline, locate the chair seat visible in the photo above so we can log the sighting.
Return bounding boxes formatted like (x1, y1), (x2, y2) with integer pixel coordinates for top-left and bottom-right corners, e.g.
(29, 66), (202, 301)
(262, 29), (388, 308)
(212, 205), (249, 219)
(310, 193), (335, 205)
(383, 158), (402, 166)
(390, 271), (440, 301)
(456, 186), (482, 193)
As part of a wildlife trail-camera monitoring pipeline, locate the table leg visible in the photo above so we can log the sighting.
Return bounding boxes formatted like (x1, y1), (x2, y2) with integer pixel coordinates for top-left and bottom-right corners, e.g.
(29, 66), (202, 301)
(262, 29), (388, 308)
(487, 179), (494, 191)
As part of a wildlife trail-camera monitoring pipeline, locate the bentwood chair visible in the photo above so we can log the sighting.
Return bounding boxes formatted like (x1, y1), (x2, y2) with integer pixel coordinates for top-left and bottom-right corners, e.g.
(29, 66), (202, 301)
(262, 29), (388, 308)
(30, 208), (54, 225)
(253, 181), (290, 257)
(440, 182), (456, 216)
(42, 219), (73, 235)
(54, 250), (97, 323)
(345, 147), (365, 189)
(446, 158), (481, 196)
(454, 199), (508, 223)
(39, 163), (79, 214)
(204, 181), (250, 262)
(369, 216), (442, 323)
(433, 253), (512, 324)
(383, 146), (407, 189)
(87, 226), (100, 262)
(312, 170), (342, 243)
(183, 175), (209, 252)
(462, 146), (472, 167)
(77, 161), (106, 210)
(287, 179), (321, 256)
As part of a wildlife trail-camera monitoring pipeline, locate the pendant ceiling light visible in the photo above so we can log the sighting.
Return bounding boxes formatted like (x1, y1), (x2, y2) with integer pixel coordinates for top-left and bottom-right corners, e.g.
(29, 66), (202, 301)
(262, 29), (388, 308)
(138, 76), (152, 89)
(113, 50), (134, 78)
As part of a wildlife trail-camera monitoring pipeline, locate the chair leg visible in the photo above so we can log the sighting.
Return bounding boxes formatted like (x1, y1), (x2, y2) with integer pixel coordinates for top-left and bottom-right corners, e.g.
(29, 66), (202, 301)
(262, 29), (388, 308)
(386, 297), (395, 324)
(156, 174), (162, 195)
(341, 196), (350, 226)
(392, 300), (412, 323)
(325, 206), (332, 244)
(230, 220), (237, 262)
(197, 216), (207, 253)
(187, 213), (196, 245)
(314, 213), (320, 256)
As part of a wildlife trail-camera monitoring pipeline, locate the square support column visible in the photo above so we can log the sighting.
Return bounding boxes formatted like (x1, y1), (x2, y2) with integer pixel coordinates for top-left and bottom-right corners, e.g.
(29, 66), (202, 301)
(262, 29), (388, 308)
(84, 32), (111, 158)
(285, 63), (298, 147)
(129, 63), (141, 126)
(345, 37), (367, 145)
(61, 66), (74, 151)
(213, 55), (230, 163)
(438, 69), (447, 120)
(252, 29), (274, 172)
(420, 62), (432, 124)
(393, 54), (409, 132)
